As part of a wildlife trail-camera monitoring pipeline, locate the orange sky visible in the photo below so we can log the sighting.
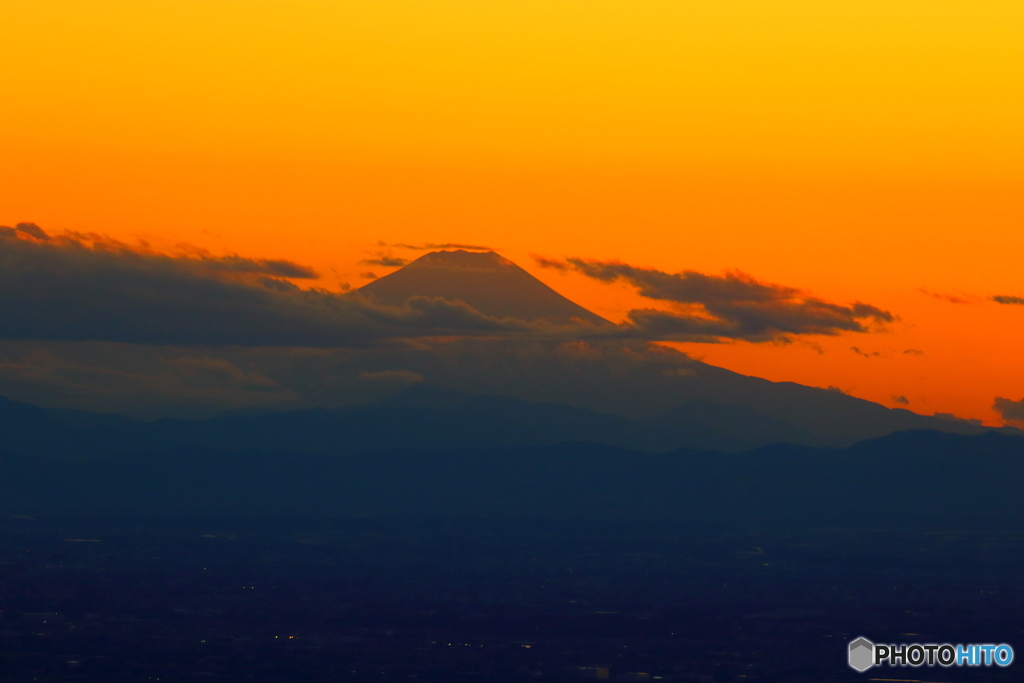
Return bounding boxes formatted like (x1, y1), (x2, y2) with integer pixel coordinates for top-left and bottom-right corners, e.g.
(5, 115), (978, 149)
(2, 1), (1022, 423)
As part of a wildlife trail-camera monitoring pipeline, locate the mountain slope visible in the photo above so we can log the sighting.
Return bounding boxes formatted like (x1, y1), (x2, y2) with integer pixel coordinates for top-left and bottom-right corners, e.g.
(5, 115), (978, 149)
(357, 250), (608, 324)
(402, 343), (1012, 445)
(351, 250), (984, 445)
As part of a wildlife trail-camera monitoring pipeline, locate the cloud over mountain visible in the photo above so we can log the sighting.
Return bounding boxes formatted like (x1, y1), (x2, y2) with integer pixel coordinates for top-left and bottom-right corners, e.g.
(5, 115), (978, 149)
(391, 242), (495, 251)
(1, 225), (899, 352)
(0, 227), (920, 423)
(362, 256), (409, 267)
(0, 228), (566, 347)
(537, 256), (893, 342)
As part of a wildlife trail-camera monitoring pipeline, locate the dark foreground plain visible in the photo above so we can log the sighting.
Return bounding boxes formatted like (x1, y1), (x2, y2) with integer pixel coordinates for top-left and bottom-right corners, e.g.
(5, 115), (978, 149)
(1, 518), (1021, 682)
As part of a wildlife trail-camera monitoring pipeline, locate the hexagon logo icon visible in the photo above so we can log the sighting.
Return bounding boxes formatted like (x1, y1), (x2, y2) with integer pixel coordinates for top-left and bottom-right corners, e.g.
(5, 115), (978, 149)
(848, 637), (874, 672)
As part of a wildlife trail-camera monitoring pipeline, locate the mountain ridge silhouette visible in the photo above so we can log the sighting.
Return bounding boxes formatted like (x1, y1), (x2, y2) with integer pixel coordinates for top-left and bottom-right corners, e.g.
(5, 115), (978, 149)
(0, 385), (1018, 464)
(2, 429), (1021, 528)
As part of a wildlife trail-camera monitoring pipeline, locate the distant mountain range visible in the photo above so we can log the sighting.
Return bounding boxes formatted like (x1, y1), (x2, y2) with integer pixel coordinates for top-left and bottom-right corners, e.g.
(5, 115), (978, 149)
(2, 429), (1021, 529)
(2, 249), (1019, 529)
(1, 384), (1017, 462)
(0, 248), (1011, 447)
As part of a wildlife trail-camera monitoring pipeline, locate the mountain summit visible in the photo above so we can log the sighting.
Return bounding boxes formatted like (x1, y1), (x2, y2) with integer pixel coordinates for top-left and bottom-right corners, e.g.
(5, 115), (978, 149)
(357, 250), (608, 324)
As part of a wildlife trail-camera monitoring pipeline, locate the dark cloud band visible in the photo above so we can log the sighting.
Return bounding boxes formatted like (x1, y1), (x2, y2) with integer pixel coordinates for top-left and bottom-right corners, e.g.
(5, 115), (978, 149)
(993, 397), (1024, 423)
(0, 227), (895, 348)
(362, 256), (409, 267)
(0, 228), (553, 347)
(392, 242), (495, 252)
(536, 256), (893, 342)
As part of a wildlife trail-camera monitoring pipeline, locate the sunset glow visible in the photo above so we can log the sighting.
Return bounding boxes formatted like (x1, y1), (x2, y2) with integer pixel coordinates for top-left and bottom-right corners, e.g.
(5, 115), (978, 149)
(3, 0), (1022, 423)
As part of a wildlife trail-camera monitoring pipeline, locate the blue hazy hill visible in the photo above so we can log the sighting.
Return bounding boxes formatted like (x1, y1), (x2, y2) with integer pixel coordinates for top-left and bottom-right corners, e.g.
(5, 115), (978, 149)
(0, 384), (1017, 463)
(2, 429), (1021, 529)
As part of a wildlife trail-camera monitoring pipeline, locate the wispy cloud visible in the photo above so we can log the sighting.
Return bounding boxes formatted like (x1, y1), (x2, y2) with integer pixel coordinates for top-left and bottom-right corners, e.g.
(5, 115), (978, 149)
(919, 288), (971, 304)
(993, 396), (1024, 423)
(390, 242), (495, 251)
(362, 256), (409, 267)
(357, 370), (424, 383)
(992, 295), (1024, 305)
(536, 256), (894, 342)
(933, 412), (983, 427)
(1, 222), (50, 241)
